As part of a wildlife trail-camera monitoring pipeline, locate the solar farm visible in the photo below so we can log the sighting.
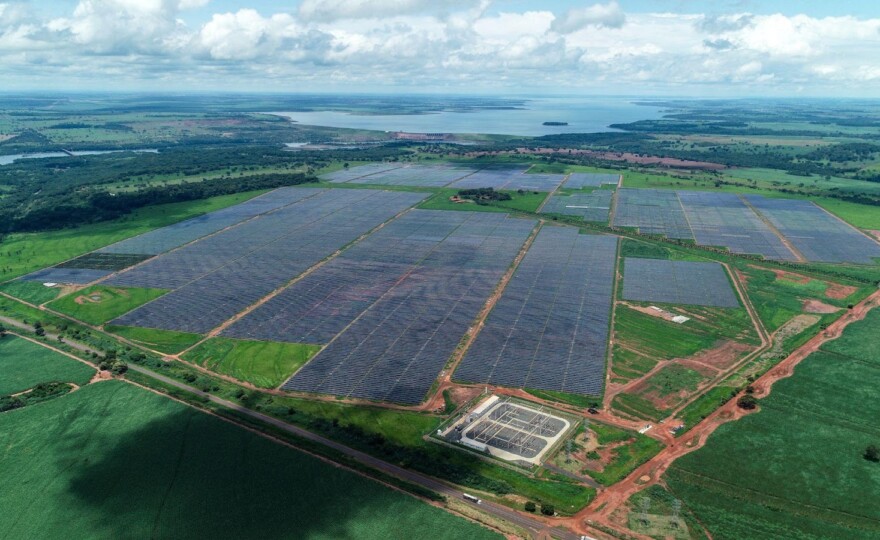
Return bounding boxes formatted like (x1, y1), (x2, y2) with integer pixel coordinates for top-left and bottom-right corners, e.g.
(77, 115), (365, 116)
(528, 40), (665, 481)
(613, 188), (880, 263)
(282, 211), (536, 404)
(563, 172), (620, 189)
(454, 228), (618, 396)
(622, 258), (740, 308)
(541, 190), (613, 222)
(438, 395), (575, 466)
(322, 163), (567, 192)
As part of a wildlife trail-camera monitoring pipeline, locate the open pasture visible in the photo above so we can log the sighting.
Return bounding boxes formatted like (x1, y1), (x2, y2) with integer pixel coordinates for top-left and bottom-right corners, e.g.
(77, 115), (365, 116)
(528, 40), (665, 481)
(454, 228), (617, 397)
(183, 337), (321, 388)
(50, 285), (167, 326)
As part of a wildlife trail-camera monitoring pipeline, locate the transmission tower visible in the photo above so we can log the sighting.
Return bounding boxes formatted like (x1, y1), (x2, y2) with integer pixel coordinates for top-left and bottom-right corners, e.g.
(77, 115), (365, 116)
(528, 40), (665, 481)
(671, 499), (682, 529)
(639, 495), (652, 527)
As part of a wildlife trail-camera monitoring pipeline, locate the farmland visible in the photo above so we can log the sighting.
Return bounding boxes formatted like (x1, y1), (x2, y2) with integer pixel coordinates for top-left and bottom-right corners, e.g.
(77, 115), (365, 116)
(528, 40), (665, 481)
(0, 381), (501, 540)
(0, 334), (95, 395)
(664, 309), (880, 539)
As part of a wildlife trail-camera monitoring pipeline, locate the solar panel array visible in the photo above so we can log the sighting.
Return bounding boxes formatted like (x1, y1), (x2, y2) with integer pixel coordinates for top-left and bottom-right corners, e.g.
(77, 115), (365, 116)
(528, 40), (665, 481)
(322, 164), (401, 183)
(449, 168), (565, 192)
(745, 196), (880, 264)
(613, 189), (694, 239)
(56, 253), (152, 271)
(541, 190), (613, 223)
(20, 268), (113, 285)
(100, 187), (323, 256)
(564, 173), (620, 189)
(677, 191), (797, 261)
(283, 212), (537, 405)
(622, 258), (740, 308)
(343, 164), (474, 187)
(109, 189), (428, 334)
(454, 228), (618, 396)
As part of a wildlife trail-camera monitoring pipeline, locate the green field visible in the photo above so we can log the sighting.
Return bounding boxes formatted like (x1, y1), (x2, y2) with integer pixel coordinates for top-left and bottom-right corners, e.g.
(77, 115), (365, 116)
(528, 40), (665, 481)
(106, 325), (203, 354)
(50, 286), (167, 326)
(184, 337), (321, 388)
(418, 189), (545, 213)
(0, 334), (95, 395)
(0, 381), (501, 540)
(664, 309), (880, 539)
(0, 190), (266, 282)
(0, 280), (61, 305)
(588, 423), (663, 486)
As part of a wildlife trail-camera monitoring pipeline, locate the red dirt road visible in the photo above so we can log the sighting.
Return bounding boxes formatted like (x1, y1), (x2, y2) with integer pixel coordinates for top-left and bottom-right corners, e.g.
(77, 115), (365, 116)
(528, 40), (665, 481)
(569, 288), (880, 538)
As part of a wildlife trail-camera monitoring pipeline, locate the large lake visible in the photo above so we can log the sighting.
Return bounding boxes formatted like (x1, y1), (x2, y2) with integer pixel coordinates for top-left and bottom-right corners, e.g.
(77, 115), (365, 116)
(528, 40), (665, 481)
(271, 97), (664, 136)
(0, 149), (158, 166)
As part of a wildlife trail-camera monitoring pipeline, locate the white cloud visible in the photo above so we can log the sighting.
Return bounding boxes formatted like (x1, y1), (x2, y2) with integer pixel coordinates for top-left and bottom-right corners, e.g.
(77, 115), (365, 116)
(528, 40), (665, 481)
(298, 0), (479, 22)
(0, 2), (878, 94)
(551, 1), (626, 34)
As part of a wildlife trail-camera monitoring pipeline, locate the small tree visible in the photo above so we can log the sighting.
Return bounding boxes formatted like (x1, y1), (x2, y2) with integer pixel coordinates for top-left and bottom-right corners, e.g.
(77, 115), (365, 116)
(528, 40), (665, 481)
(865, 445), (880, 462)
(737, 395), (758, 410)
(540, 504), (555, 516)
(0, 323), (6, 338)
(524, 501), (536, 513)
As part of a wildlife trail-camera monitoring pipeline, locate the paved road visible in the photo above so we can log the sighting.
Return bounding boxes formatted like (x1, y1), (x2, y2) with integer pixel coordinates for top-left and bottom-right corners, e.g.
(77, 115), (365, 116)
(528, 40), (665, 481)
(130, 364), (580, 540)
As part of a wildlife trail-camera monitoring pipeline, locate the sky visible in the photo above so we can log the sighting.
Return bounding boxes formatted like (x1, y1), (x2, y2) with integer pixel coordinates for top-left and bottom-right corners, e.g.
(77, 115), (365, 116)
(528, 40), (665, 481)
(1, 0), (879, 96)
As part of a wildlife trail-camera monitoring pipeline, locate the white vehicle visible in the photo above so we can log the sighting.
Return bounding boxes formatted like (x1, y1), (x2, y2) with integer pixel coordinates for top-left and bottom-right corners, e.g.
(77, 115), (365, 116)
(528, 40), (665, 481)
(462, 493), (482, 504)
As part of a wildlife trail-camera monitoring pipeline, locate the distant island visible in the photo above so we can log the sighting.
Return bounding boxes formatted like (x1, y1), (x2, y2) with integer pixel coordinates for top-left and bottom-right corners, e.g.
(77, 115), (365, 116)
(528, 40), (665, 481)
(542, 121), (568, 126)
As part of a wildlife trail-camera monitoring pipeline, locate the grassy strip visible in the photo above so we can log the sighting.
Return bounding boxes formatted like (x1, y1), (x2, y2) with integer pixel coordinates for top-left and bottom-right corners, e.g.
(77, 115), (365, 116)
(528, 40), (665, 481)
(49, 285), (167, 326)
(183, 337), (321, 389)
(106, 325), (202, 354)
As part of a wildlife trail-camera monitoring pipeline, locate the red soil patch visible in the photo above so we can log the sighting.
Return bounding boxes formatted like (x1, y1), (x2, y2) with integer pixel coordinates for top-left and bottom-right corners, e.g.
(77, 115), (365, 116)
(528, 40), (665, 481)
(682, 340), (753, 371)
(803, 299), (841, 314)
(869, 230), (880, 241)
(825, 283), (857, 300)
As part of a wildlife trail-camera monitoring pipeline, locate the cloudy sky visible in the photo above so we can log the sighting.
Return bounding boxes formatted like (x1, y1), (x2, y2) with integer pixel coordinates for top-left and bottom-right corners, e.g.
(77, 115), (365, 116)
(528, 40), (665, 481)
(1, 0), (879, 95)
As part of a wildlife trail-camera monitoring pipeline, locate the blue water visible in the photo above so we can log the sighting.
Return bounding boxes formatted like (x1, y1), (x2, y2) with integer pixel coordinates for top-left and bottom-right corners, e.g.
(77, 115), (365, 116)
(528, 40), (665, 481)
(271, 97), (663, 136)
(0, 149), (158, 166)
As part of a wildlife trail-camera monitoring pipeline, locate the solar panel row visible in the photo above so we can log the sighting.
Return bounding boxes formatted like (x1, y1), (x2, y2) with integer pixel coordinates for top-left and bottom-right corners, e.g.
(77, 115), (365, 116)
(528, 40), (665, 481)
(541, 190), (613, 223)
(322, 163), (402, 183)
(564, 173), (620, 189)
(745, 196), (880, 264)
(100, 187), (324, 255)
(454, 228), (618, 396)
(613, 189), (694, 240)
(109, 189), (428, 334)
(283, 212), (537, 405)
(622, 258), (740, 308)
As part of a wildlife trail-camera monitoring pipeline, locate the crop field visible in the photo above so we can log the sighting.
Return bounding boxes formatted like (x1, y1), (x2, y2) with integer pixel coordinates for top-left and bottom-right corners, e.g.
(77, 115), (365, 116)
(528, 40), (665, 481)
(613, 188), (880, 264)
(621, 258), (739, 308)
(0, 334), (95, 395)
(0, 190), (268, 282)
(183, 337), (321, 388)
(0, 381), (501, 540)
(49, 285), (167, 325)
(455, 228), (617, 396)
(284, 211), (536, 404)
(109, 189), (427, 334)
(665, 309), (880, 539)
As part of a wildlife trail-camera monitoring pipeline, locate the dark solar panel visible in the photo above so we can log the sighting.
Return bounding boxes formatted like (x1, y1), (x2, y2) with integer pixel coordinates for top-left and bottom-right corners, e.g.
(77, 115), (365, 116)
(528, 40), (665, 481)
(621, 258), (739, 307)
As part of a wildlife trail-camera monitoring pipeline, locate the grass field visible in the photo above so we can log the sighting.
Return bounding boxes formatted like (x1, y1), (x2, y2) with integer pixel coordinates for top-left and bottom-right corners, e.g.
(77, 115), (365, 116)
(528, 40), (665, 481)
(106, 325), (203, 354)
(0, 280), (61, 305)
(0, 334), (95, 395)
(0, 381), (501, 540)
(589, 423), (663, 486)
(664, 309), (880, 539)
(0, 190), (267, 282)
(183, 337), (321, 388)
(50, 286), (167, 326)
(418, 189), (545, 213)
